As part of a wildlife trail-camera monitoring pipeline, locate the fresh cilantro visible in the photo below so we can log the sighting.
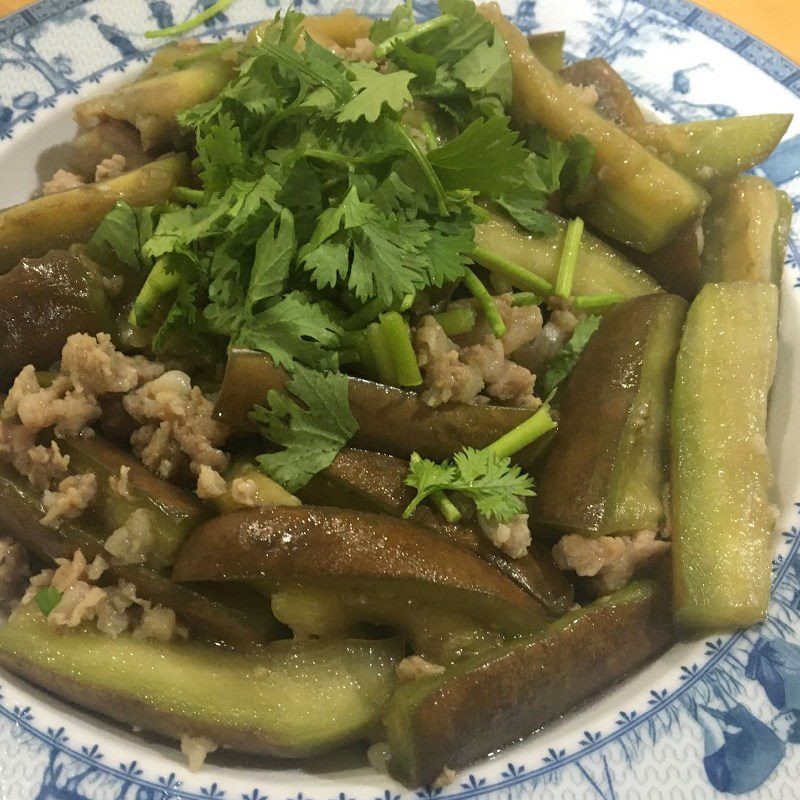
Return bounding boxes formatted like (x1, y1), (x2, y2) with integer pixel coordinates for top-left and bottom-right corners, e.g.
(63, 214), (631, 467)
(236, 291), (342, 372)
(404, 447), (534, 523)
(427, 116), (527, 194)
(86, 201), (151, 271)
(538, 314), (602, 397)
(35, 586), (62, 617)
(451, 29), (511, 107)
(245, 209), (295, 312)
(251, 366), (359, 492)
(337, 63), (415, 123)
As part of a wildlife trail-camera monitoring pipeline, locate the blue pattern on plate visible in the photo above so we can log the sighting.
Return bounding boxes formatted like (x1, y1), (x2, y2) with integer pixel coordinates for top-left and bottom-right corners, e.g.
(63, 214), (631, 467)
(0, 0), (796, 797)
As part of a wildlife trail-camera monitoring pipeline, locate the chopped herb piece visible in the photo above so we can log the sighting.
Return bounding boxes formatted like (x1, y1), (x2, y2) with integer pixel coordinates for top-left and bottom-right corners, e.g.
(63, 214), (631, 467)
(433, 305), (476, 336)
(251, 366), (358, 492)
(573, 292), (625, 311)
(463, 268), (505, 339)
(472, 246), (555, 295)
(145, 0), (237, 38)
(486, 403), (556, 459)
(554, 216), (584, 298)
(538, 314), (602, 397)
(379, 311), (422, 387)
(35, 586), (62, 617)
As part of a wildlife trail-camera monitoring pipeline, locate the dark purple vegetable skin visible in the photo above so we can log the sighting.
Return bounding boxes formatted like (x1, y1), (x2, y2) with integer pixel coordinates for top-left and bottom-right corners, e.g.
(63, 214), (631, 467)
(216, 350), (547, 468)
(0, 250), (113, 387)
(300, 448), (574, 615)
(0, 460), (268, 647)
(384, 581), (673, 786)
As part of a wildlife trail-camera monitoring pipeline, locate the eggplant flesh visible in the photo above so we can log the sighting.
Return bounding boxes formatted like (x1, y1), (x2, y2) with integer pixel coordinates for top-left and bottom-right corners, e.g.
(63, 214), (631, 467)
(300, 447), (574, 615)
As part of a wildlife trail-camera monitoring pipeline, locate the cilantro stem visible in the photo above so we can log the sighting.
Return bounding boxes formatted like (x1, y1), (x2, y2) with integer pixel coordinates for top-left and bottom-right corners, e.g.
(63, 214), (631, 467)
(345, 298), (386, 331)
(431, 490), (462, 523)
(421, 120), (439, 151)
(128, 258), (179, 328)
(379, 311), (422, 387)
(173, 186), (204, 205)
(554, 216), (584, 298)
(145, 0), (236, 38)
(463, 269), (506, 339)
(486, 403), (556, 459)
(367, 322), (397, 385)
(173, 38), (234, 68)
(433, 305), (476, 337)
(472, 247), (555, 295)
(338, 347), (360, 365)
(393, 122), (449, 216)
(353, 330), (380, 380)
(372, 14), (457, 58)
(510, 292), (542, 307)
(573, 292), (625, 311)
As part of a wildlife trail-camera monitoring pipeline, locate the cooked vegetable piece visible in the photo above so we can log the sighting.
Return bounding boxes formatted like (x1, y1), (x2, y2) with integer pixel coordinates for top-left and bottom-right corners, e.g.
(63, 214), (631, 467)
(701, 175), (792, 285)
(628, 115), (792, 187)
(628, 220), (702, 300)
(214, 460), (301, 513)
(0, 602), (402, 757)
(248, 10), (373, 48)
(537, 293), (687, 534)
(68, 120), (150, 179)
(526, 31), (565, 71)
(0, 462), (267, 646)
(299, 448), (574, 615)
(171, 506), (552, 642)
(216, 350), (546, 467)
(74, 60), (237, 151)
(560, 58), (646, 128)
(671, 282), (778, 631)
(384, 580), (672, 786)
(0, 155), (191, 270)
(0, 250), (113, 386)
(480, 5), (707, 252)
(61, 435), (208, 569)
(475, 211), (659, 298)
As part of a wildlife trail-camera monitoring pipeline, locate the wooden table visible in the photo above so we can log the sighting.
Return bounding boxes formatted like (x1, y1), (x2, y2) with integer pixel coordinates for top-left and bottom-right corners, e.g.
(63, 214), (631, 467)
(0, 0), (797, 63)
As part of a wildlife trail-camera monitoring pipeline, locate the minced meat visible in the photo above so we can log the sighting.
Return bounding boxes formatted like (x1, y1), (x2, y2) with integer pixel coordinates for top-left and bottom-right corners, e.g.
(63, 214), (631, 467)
(40, 473), (97, 528)
(415, 295), (543, 408)
(0, 538), (29, 607)
(42, 169), (85, 195)
(195, 465), (227, 500)
(108, 465), (131, 499)
(180, 735), (217, 772)
(396, 655), (446, 681)
(478, 513), (531, 559)
(552, 530), (670, 594)
(513, 308), (579, 376)
(104, 508), (156, 566)
(94, 153), (126, 181)
(230, 477), (258, 507)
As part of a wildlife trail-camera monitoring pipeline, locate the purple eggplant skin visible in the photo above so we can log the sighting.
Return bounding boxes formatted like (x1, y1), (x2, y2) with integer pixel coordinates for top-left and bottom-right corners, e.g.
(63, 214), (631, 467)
(0, 461), (269, 648)
(215, 349), (546, 468)
(0, 250), (113, 387)
(300, 448), (574, 616)
(384, 581), (673, 787)
(535, 293), (687, 534)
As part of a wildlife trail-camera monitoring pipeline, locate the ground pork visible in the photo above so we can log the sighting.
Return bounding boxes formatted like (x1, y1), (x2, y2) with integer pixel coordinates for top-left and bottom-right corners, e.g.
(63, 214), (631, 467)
(433, 767), (457, 788)
(133, 605), (187, 641)
(512, 308), (579, 376)
(108, 465), (131, 500)
(42, 169), (85, 195)
(0, 416), (70, 490)
(366, 742), (391, 774)
(195, 465), (227, 500)
(180, 735), (217, 772)
(40, 473), (97, 528)
(552, 530), (670, 595)
(0, 538), (29, 606)
(396, 655), (446, 681)
(478, 513), (532, 559)
(124, 371), (229, 487)
(104, 508), (156, 566)
(230, 477), (258, 506)
(61, 332), (164, 396)
(339, 36), (375, 60)
(94, 153), (127, 181)
(415, 296), (542, 408)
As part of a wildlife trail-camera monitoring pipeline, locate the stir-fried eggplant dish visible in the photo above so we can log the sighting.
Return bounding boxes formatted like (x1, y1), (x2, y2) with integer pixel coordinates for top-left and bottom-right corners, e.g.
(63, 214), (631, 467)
(0, 0), (791, 785)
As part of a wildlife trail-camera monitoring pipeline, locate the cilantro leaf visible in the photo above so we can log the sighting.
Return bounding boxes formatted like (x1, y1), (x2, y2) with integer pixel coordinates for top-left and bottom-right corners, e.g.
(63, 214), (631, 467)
(236, 291), (342, 371)
(337, 63), (414, 124)
(538, 314), (602, 397)
(370, 0), (415, 45)
(452, 29), (511, 107)
(196, 112), (245, 194)
(251, 366), (358, 492)
(404, 446), (534, 523)
(86, 201), (151, 271)
(35, 586), (62, 617)
(245, 209), (295, 312)
(427, 115), (527, 194)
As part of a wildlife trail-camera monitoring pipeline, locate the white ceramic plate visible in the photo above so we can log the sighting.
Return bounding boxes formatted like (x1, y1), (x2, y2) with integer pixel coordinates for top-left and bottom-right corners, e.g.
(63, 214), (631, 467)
(0, 1), (798, 797)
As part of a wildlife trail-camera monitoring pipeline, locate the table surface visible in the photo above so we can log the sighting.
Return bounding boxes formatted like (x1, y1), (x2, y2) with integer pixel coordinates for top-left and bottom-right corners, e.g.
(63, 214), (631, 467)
(0, 0), (797, 64)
